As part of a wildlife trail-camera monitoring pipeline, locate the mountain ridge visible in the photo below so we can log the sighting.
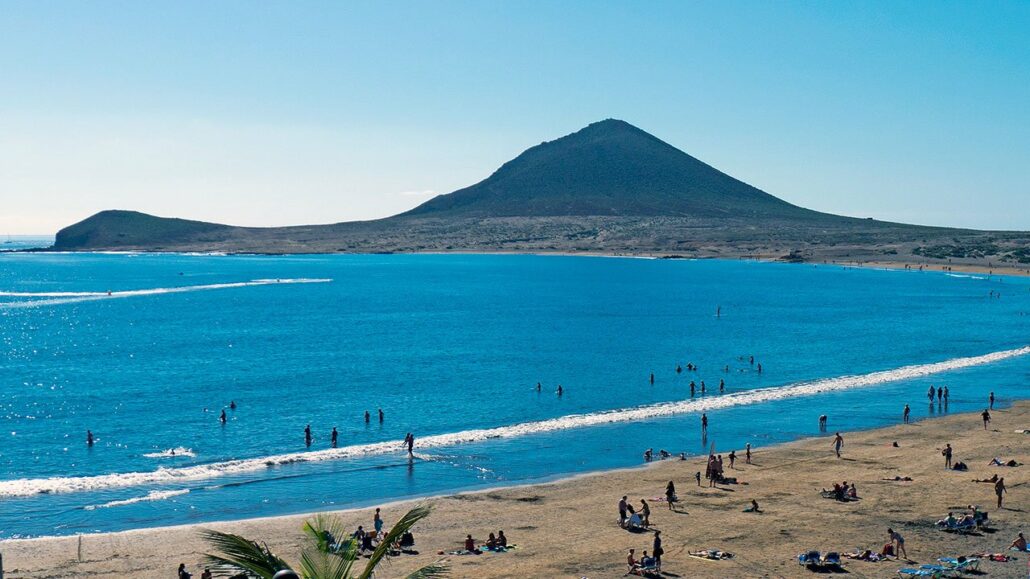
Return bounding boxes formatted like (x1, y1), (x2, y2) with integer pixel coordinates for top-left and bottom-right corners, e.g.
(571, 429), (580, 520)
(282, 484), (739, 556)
(46, 119), (1030, 269)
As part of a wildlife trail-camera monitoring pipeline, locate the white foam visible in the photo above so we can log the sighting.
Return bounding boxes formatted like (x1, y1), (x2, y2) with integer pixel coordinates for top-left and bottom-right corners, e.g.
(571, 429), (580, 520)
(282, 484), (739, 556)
(0, 278), (332, 309)
(1, 346), (1026, 498)
(83, 489), (189, 510)
(945, 273), (986, 280)
(142, 447), (196, 458)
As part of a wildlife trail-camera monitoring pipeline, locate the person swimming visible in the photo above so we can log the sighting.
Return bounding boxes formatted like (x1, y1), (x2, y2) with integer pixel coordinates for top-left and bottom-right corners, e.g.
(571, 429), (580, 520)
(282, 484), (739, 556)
(229, 400), (236, 410)
(676, 364), (682, 374)
(556, 384), (563, 396)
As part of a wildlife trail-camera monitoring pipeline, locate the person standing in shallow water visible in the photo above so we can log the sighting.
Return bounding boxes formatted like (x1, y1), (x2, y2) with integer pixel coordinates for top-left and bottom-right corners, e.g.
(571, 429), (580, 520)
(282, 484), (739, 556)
(331, 427), (338, 448)
(649, 372), (654, 385)
(903, 404), (910, 424)
(701, 413), (708, 436)
(87, 430), (94, 446)
(364, 410), (370, 424)
(928, 385), (935, 403)
(378, 408), (384, 423)
(220, 409), (227, 424)
(304, 424), (312, 447)
(989, 391), (995, 409)
(719, 379), (725, 393)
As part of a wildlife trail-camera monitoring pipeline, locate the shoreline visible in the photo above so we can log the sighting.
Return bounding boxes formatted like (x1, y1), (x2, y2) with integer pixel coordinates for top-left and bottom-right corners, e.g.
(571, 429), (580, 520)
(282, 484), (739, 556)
(10, 248), (1030, 279)
(3, 402), (1026, 578)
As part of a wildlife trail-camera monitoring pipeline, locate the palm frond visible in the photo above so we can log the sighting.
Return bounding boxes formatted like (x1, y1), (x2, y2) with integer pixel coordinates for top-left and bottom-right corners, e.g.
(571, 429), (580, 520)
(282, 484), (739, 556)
(298, 546), (356, 579)
(404, 562), (450, 579)
(356, 504), (439, 579)
(200, 528), (292, 579)
(302, 513), (355, 555)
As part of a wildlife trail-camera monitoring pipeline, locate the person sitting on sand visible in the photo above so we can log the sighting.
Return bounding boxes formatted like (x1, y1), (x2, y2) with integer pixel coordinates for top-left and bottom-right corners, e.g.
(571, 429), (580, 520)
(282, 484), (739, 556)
(353, 525), (365, 541)
(485, 532), (498, 549)
(848, 482), (858, 499)
(883, 475), (913, 481)
(1011, 532), (1027, 552)
(178, 563), (192, 579)
(201, 569), (213, 579)
(464, 534), (476, 552)
(640, 550), (654, 568)
(627, 548), (639, 572)
(498, 530), (508, 547)
(744, 499), (760, 512)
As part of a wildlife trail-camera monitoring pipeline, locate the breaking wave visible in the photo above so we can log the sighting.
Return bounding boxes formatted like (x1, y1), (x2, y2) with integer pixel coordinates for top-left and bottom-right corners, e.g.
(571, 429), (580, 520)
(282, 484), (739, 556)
(0, 278), (332, 309)
(83, 489), (189, 510)
(1, 346), (1026, 499)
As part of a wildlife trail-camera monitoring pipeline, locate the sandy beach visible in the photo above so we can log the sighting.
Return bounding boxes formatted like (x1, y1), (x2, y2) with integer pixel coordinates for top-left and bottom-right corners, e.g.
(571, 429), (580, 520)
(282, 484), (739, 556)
(2, 403), (1027, 579)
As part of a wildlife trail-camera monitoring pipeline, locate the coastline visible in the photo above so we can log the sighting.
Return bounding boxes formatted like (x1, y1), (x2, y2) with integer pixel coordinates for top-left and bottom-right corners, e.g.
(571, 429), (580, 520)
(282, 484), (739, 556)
(3, 402), (1026, 578)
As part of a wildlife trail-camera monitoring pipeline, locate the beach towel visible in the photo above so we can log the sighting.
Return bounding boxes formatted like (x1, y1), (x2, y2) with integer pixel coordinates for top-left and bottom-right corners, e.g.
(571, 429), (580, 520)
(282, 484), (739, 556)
(897, 568), (941, 578)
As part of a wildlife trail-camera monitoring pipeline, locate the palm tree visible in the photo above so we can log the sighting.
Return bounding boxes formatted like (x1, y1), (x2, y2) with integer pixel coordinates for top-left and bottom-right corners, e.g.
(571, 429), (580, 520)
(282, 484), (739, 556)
(200, 504), (447, 579)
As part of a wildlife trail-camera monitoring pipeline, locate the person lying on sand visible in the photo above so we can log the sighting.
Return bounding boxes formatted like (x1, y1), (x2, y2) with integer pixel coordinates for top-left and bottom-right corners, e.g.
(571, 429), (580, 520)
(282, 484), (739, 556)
(988, 457), (1021, 467)
(973, 474), (1000, 483)
(882, 476), (913, 481)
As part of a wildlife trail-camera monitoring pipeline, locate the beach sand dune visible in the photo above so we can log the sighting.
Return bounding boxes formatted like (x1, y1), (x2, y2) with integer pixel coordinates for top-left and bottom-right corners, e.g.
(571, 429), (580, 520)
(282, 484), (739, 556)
(2, 403), (1027, 578)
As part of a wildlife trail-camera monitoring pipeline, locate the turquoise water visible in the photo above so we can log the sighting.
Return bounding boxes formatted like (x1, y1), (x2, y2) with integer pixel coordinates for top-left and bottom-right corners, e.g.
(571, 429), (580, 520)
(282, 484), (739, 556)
(0, 253), (1027, 538)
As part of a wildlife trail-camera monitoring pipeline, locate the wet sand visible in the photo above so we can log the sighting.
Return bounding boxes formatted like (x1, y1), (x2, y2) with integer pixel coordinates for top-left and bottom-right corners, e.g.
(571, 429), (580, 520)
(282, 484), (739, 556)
(2, 402), (1027, 578)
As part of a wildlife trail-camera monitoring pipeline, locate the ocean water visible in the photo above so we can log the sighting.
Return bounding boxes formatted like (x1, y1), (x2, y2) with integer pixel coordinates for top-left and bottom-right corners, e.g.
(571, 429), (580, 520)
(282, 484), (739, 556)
(0, 253), (1027, 538)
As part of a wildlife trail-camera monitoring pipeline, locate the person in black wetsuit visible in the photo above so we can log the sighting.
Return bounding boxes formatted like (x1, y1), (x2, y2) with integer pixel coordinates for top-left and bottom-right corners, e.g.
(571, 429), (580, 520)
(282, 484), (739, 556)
(87, 430), (94, 446)
(331, 427), (338, 448)
(305, 424), (312, 447)
(220, 409), (227, 424)
(903, 404), (910, 423)
(378, 408), (384, 423)
(364, 410), (370, 423)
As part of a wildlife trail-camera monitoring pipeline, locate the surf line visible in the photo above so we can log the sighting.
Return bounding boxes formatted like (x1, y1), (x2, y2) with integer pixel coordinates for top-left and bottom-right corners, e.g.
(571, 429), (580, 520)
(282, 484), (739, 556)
(0, 278), (332, 309)
(1, 345), (1026, 498)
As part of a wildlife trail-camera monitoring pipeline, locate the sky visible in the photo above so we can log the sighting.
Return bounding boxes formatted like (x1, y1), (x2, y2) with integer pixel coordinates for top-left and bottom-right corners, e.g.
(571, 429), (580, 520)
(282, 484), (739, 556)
(1, 1), (1028, 235)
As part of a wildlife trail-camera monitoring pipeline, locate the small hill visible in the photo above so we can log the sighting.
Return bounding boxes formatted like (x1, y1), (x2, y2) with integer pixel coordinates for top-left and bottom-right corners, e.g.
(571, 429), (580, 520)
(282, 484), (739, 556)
(54, 210), (233, 250)
(402, 119), (828, 220)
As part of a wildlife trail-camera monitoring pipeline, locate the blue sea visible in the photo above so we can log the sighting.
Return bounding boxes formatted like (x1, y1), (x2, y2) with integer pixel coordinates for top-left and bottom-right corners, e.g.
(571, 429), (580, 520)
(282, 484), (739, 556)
(0, 253), (1027, 538)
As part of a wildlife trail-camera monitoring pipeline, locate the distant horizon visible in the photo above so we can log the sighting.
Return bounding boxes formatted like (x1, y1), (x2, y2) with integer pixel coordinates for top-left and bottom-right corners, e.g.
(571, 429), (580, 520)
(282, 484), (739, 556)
(3, 2), (1029, 234)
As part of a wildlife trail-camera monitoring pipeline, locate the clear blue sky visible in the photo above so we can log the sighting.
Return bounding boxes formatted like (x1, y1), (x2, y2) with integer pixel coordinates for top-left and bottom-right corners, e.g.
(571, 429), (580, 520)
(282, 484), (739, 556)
(2, 1), (1028, 234)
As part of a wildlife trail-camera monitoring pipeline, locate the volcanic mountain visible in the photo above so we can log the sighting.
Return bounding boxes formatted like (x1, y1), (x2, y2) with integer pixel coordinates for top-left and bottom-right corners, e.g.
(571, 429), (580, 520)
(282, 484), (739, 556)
(49, 119), (1028, 268)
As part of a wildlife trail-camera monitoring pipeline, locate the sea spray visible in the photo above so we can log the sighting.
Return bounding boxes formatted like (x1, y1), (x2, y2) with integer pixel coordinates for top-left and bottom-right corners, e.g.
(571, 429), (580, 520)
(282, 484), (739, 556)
(1, 345), (1026, 499)
(0, 278), (331, 309)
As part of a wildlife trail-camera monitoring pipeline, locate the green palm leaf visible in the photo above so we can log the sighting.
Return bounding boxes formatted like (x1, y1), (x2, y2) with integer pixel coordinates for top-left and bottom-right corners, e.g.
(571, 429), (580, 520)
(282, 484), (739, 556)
(200, 528), (292, 578)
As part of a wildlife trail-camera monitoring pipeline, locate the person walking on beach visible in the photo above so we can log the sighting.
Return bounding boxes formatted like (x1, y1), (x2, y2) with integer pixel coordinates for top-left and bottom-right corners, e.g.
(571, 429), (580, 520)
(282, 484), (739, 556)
(374, 507), (384, 535)
(665, 481), (677, 509)
(888, 528), (907, 559)
(728, 450), (736, 469)
(942, 443), (952, 469)
(989, 391), (995, 410)
(832, 432), (844, 458)
(701, 413), (708, 436)
(331, 427), (338, 448)
(304, 424), (312, 447)
(982, 408), (991, 430)
(903, 404), (910, 424)
(745, 442), (752, 464)
(618, 496), (628, 526)
(652, 530), (664, 571)
(87, 430), (94, 446)
(995, 477), (1006, 508)
(695, 471), (701, 486)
